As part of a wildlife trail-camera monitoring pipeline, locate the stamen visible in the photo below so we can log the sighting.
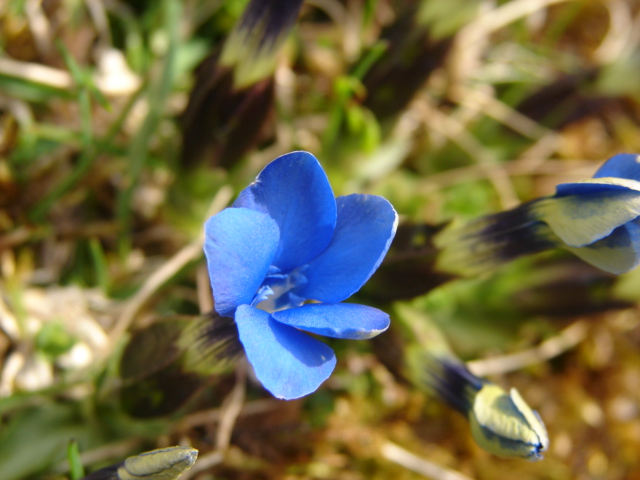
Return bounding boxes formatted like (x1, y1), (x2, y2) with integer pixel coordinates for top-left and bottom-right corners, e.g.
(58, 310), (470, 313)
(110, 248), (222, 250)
(253, 267), (308, 312)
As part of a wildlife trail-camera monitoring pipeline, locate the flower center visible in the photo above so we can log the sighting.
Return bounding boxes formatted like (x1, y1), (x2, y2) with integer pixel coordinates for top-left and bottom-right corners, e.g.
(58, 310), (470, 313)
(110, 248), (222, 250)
(252, 266), (308, 312)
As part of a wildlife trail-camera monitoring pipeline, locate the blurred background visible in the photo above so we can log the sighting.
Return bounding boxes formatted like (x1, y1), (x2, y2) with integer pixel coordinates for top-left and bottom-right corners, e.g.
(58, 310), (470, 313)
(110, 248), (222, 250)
(2, 0), (640, 479)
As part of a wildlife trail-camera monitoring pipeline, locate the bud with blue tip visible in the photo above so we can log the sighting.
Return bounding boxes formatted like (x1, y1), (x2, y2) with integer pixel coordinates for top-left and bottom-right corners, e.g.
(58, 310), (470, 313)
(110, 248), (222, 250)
(436, 153), (640, 277)
(396, 305), (549, 460)
(423, 357), (549, 460)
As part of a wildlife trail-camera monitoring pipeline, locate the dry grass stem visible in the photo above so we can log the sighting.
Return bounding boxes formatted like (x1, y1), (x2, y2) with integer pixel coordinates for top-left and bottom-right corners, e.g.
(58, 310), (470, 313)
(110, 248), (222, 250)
(515, 133), (561, 168)
(108, 186), (233, 345)
(465, 0), (572, 38)
(173, 399), (280, 433)
(0, 55), (140, 97)
(215, 367), (247, 451)
(84, 0), (112, 47)
(417, 157), (593, 196)
(593, 0), (633, 64)
(455, 86), (552, 140)
(417, 99), (520, 209)
(467, 321), (588, 377)
(0, 58), (72, 90)
(196, 264), (214, 313)
(25, 0), (52, 57)
(381, 442), (474, 480)
(179, 450), (225, 480)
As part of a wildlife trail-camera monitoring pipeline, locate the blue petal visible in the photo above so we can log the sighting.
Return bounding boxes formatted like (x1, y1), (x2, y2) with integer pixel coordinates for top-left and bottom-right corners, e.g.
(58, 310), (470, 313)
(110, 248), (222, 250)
(593, 153), (640, 181)
(204, 208), (279, 317)
(234, 151), (337, 273)
(554, 177), (640, 197)
(296, 194), (398, 303)
(234, 305), (336, 399)
(272, 303), (390, 339)
(566, 219), (640, 274)
(534, 179), (640, 246)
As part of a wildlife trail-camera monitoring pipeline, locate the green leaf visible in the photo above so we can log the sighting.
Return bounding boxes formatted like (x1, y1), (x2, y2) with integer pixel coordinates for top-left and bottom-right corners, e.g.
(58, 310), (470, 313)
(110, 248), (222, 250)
(0, 402), (106, 480)
(68, 440), (85, 480)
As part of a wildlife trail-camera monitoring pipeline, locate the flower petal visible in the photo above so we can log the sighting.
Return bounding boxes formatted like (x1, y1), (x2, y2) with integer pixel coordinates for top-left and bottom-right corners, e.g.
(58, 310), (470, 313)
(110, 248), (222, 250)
(296, 194), (398, 302)
(534, 179), (640, 246)
(234, 151), (337, 272)
(593, 153), (640, 181)
(554, 177), (640, 197)
(204, 208), (279, 317)
(272, 303), (390, 339)
(235, 305), (336, 399)
(565, 219), (640, 274)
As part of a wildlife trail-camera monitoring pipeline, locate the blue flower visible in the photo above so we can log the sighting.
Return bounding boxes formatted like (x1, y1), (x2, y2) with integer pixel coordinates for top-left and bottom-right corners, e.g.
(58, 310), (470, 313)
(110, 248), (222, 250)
(532, 153), (640, 274)
(203, 151), (398, 399)
(436, 153), (640, 276)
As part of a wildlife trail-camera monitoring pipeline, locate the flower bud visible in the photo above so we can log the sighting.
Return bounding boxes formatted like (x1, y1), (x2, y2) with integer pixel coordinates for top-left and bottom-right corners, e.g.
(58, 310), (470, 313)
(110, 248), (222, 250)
(117, 446), (198, 480)
(468, 384), (548, 460)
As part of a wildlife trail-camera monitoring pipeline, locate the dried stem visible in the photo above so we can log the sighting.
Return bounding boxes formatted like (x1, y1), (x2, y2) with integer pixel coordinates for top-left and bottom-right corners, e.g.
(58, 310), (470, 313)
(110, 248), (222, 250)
(467, 321), (588, 377)
(108, 186), (233, 345)
(381, 441), (474, 480)
(215, 367), (247, 451)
